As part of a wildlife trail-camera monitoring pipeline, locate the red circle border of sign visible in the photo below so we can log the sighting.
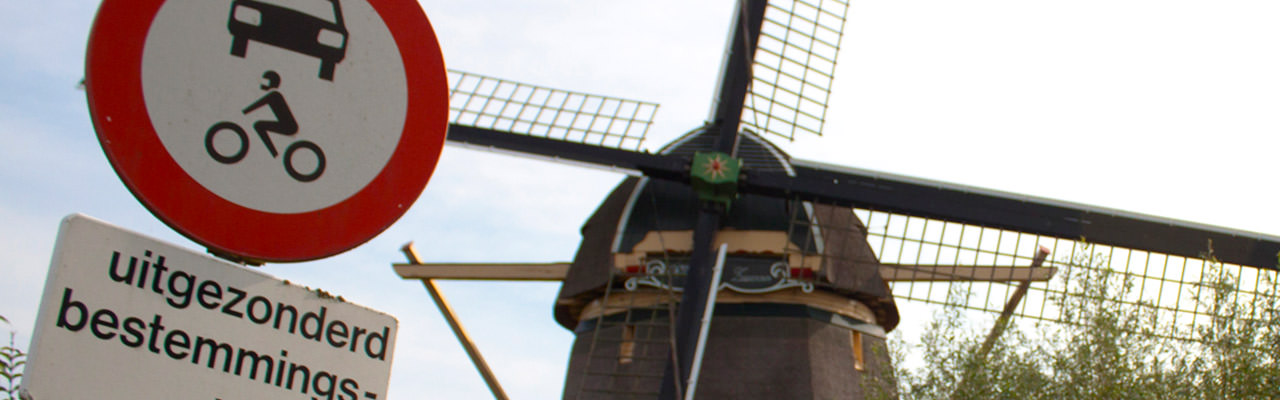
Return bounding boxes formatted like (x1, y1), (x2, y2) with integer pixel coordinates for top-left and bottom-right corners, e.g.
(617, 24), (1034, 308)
(86, 0), (448, 262)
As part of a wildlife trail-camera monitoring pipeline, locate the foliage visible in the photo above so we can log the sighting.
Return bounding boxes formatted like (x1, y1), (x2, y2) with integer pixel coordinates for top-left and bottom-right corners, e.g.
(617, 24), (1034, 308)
(1181, 260), (1280, 399)
(897, 289), (1049, 400)
(0, 316), (23, 400)
(876, 247), (1280, 400)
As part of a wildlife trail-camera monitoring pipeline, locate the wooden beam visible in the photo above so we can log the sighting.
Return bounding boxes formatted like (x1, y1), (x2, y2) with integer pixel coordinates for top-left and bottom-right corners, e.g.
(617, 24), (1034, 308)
(394, 262), (1056, 283)
(879, 265), (1057, 282)
(977, 248), (1052, 355)
(956, 247), (1052, 400)
(400, 244), (510, 400)
(393, 263), (571, 281)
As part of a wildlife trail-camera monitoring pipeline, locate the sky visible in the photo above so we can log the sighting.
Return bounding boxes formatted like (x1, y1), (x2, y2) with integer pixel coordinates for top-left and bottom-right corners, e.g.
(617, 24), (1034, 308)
(3, 0), (1280, 398)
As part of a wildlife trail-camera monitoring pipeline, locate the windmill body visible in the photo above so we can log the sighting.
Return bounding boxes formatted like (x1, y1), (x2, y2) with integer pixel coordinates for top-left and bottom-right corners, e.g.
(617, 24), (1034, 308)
(556, 128), (898, 398)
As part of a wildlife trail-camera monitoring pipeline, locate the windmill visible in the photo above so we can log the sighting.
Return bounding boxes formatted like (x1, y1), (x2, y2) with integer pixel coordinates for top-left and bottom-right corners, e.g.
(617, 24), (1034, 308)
(395, 1), (1280, 399)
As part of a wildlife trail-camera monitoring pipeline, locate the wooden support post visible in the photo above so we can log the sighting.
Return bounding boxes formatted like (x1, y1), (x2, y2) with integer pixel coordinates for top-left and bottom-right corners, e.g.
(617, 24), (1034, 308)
(952, 246), (1050, 400)
(401, 243), (509, 400)
(976, 246), (1051, 357)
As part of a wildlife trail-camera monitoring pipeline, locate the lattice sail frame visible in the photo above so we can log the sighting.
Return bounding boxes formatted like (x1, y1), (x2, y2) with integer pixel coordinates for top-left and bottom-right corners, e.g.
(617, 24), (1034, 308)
(448, 70), (659, 151)
(742, 0), (849, 141)
(784, 202), (1280, 345)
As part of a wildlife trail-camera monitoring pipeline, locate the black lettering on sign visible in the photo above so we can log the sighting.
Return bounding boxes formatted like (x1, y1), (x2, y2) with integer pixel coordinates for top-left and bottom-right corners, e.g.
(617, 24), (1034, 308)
(223, 287), (247, 318)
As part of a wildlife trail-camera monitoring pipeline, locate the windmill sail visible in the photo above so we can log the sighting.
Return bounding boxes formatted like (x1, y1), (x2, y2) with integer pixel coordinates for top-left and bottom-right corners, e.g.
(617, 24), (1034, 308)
(746, 158), (1280, 270)
(448, 70), (658, 151)
(401, 1), (1280, 399)
(434, 56), (1280, 400)
(787, 201), (1280, 346)
(444, 70), (688, 179)
(742, 0), (849, 141)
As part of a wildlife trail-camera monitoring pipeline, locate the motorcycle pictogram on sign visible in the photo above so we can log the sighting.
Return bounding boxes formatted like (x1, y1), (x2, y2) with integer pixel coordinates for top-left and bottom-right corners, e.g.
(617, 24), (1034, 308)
(205, 70), (326, 182)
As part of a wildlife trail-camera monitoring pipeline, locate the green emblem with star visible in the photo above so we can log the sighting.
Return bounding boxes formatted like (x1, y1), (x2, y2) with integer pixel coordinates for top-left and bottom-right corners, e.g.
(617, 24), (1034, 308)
(691, 151), (742, 208)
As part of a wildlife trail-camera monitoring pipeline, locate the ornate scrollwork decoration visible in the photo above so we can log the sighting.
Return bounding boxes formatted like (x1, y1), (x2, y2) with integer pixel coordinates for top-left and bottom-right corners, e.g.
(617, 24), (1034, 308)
(624, 260), (681, 292)
(624, 258), (815, 294)
(720, 262), (815, 294)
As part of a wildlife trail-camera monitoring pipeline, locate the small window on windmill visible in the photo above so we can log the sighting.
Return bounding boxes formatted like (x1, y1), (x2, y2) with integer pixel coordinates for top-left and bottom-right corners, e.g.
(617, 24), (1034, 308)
(851, 331), (865, 371)
(619, 324), (637, 364)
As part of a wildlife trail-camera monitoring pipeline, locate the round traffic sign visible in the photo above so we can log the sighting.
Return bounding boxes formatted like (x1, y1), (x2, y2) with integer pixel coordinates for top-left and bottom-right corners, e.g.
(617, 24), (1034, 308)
(86, 0), (448, 262)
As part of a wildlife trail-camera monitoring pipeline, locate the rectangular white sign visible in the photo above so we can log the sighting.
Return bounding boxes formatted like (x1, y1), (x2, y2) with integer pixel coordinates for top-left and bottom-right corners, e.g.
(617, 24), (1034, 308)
(24, 214), (397, 399)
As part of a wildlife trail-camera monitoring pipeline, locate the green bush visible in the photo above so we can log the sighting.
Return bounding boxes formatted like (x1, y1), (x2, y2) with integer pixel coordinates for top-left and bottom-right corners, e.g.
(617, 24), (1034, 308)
(881, 248), (1280, 400)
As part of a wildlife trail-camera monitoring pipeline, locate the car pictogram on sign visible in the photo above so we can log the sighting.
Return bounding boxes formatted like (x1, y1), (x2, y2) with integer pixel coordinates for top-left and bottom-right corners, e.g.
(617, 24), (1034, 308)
(228, 0), (348, 81)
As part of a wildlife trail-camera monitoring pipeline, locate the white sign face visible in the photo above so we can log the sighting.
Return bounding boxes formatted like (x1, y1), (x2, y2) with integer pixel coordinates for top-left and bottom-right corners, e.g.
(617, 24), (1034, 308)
(24, 215), (399, 399)
(142, 0), (407, 213)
